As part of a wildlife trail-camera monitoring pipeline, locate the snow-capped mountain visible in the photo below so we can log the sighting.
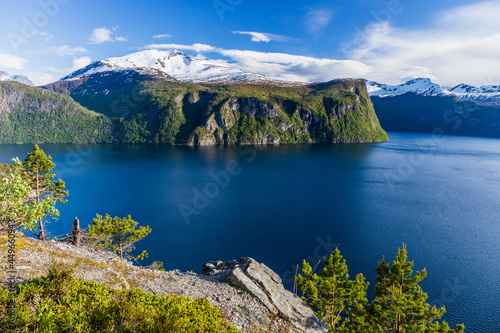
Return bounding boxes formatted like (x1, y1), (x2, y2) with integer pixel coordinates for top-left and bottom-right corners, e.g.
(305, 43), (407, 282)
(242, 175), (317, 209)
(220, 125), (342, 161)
(365, 78), (500, 105)
(448, 84), (500, 94)
(0, 71), (34, 86)
(59, 49), (284, 85)
(365, 78), (444, 97)
(446, 83), (500, 104)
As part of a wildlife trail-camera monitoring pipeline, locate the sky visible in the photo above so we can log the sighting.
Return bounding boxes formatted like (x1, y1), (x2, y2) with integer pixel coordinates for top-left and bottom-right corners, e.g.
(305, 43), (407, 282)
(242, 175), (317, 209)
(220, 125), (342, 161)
(0, 0), (499, 87)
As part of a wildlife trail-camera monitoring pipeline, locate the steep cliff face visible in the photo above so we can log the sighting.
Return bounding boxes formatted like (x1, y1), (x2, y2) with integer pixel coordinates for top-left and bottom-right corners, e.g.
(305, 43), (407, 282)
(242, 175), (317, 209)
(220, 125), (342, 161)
(183, 80), (388, 145)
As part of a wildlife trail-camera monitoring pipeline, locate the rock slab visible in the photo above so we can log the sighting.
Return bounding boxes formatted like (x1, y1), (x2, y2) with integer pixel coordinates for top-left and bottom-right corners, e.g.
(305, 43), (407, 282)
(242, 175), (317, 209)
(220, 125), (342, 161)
(203, 257), (327, 333)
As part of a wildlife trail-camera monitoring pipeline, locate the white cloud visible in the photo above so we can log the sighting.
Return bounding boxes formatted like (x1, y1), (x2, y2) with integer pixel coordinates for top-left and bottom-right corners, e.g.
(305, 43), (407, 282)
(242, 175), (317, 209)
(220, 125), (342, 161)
(304, 8), (334, 36)
(39, 32), (53, 41)
(42, 56), (93, 84)
(71, 56), (92, 70)
(153, 34), (172, 40)
(146, 43), (216, 53)
(0, 52), (27, 70)
(89, 27), (127, 44)
(89, 28), (113, 44)
(144, 43), (372, 83)
(26, 72), (56, 86)
(53, 45), (86, 57)
(232, 31), (296, 43)
(343, 0), (500, 86)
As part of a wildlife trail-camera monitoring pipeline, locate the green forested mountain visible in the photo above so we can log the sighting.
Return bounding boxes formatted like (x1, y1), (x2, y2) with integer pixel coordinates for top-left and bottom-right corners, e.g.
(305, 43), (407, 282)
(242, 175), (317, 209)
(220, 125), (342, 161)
(0, 82), (116, 144)
(0, 77), (389, 145)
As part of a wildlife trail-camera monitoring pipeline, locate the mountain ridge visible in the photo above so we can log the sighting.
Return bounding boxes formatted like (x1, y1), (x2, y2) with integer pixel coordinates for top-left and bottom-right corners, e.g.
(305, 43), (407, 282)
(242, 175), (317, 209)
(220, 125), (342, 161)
(365, 78), (500, 105)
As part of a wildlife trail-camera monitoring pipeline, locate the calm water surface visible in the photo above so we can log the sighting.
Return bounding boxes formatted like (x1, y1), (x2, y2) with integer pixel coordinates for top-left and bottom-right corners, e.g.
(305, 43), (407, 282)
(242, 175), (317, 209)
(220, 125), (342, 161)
(1, 132), (499, 332)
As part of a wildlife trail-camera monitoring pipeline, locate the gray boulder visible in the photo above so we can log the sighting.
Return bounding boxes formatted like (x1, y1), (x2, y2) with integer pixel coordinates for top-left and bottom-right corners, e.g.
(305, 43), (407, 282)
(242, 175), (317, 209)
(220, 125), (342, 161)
(203, 257), (327, 333)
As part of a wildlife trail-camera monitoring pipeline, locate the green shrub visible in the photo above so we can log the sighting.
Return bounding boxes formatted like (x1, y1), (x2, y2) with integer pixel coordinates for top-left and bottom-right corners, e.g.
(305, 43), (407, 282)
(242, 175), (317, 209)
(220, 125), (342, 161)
(0, 261), (237, 332)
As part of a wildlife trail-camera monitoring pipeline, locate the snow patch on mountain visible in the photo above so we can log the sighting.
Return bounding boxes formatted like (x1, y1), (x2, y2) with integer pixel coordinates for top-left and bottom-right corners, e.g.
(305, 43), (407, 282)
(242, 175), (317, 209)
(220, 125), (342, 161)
(59, 49), (290, 85)
(0, 71), (34, 86)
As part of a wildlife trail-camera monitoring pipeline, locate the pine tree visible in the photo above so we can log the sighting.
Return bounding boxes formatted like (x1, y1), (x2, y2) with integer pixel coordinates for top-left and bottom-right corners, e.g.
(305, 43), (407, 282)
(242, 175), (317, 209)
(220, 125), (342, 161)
(369, 244), (465, 333)
(296, 248), (370, 332)
(87, 214), (151, 260)
(20, 145), (68, 240)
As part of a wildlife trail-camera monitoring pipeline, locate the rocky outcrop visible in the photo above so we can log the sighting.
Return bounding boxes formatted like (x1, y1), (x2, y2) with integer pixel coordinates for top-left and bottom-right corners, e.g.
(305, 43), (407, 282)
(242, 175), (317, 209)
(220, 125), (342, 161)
(203, 257), (328, 333)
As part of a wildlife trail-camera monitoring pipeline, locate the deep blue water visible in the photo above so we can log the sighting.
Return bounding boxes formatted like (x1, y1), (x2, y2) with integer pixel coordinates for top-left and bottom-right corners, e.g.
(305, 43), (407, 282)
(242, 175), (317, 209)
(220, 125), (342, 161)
(1, 132), (499, 332)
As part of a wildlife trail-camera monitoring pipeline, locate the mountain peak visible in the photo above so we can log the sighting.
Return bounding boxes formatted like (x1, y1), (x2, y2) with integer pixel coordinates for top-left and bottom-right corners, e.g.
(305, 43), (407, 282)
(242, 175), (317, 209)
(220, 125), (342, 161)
(0, 71), (34, 86)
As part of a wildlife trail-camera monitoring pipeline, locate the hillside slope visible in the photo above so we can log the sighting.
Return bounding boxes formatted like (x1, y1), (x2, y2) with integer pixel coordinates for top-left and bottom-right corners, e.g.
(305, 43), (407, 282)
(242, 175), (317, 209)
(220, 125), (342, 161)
(0, 235), (325, 332)
(0, 82), (116, 144)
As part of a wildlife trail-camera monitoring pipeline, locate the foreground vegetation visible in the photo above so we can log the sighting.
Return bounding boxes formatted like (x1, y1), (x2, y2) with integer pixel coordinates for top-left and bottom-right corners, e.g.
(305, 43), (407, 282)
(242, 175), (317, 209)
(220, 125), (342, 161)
(297, 246), (465, 333)
(0, 261), (237, 332)
(1, 145), (151, 261)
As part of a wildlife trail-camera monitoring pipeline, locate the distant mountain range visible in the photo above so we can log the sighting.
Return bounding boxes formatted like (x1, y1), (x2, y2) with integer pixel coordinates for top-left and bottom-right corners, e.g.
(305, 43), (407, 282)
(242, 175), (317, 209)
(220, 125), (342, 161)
(0, 71), (34, 86)
(367, 78), (500, 138)
(366, 78), (500, 106)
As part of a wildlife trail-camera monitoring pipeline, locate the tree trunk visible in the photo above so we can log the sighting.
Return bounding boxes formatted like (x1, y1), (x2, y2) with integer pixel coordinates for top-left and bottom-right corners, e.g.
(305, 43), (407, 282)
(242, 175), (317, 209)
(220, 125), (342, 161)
(35, 168), (45, 241)
(38, 216), (45, 240)
(71, 217), (82, 246)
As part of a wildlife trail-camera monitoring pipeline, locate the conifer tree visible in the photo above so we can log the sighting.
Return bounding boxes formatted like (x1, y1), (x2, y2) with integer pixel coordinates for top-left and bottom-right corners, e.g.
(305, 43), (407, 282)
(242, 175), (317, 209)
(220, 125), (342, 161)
(87, 214), (151, 260)
(369, 244), (465, 333)
(20, 145), (68, 240)
(296, 249), (370, 332)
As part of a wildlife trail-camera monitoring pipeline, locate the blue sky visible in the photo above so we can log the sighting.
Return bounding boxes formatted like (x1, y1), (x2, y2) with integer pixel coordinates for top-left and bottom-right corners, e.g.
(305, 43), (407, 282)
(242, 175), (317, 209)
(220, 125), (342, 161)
(0, 0), (498, 86)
